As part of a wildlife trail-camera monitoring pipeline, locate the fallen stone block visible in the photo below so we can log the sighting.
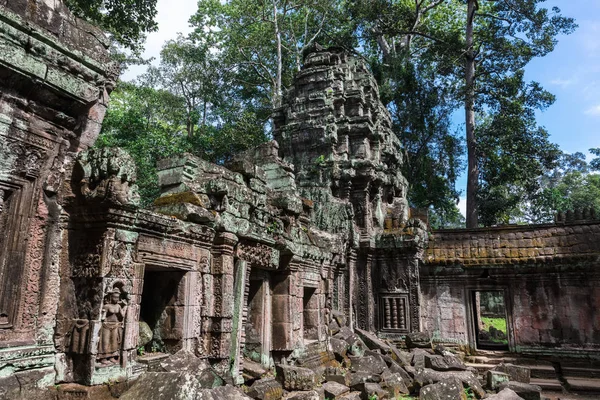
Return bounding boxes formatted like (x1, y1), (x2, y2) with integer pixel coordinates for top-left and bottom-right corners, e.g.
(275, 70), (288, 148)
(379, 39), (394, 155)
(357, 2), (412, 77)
(323, 381), (350, 398)
(498, 381), (541, 400)
(247, 378), (284, 400)
(380, 370), (409, 397)
(330, 337), (349, 359)
(388, 364), (415, 392)
(419, 377), (465, 400)
(487, 388), (525, 400)
(159, 350), (210, 373)
(120, 373), (248, 400)
(362, 382), (387, 399)
(355, 328), (391, 353)
(405, 332), (431, 349)
(346, 371), (382, 390)
(389, 347), (412, 366)
(244, 359), (268, 379)
(276, 365), (318, 391)
(494, 364), (531, 384)
(485, 370), (510, 391)
(414, 369), (485, 399)
(338, 391), (362, 400)
(424, 354), (467, 371)
(283, 390), (321, 400)
(349, 355), (387, 374)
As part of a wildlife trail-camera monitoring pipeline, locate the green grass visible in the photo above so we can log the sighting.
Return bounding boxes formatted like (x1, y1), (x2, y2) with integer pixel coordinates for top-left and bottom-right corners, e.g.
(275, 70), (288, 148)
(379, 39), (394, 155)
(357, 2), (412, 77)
(481, 317), (507, 333)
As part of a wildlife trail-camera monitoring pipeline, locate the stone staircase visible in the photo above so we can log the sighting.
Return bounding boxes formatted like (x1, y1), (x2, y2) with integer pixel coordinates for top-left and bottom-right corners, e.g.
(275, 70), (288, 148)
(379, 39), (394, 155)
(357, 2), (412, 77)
(465, 351), (600, 397)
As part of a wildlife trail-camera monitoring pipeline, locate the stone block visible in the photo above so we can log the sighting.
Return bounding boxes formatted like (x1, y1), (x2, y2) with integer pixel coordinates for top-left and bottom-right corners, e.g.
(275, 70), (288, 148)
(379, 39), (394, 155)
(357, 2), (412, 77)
(494, 364), (530, 384)
(349, 355), (387, 374)
(487, 388), (525, 400)
(248, 378), (284, 400)
(330, 337), (349, 359)
(485, 370), (510, 391)
(322, 381), (350, 398)
(276, 365), (318, 391)
(283, 390), (321, 400)
(419, 377), (466, 400)
(243, 359), (267, 379)
(355, 328), (391, 353)
(362, 382), (387, 399)
(498, 382), (541, 400)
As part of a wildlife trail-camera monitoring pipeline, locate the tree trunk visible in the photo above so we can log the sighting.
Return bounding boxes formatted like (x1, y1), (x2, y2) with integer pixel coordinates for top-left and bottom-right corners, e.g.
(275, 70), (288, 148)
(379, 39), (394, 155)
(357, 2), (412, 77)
(273, 0), (283, 108)
(465, 0), (479, 228)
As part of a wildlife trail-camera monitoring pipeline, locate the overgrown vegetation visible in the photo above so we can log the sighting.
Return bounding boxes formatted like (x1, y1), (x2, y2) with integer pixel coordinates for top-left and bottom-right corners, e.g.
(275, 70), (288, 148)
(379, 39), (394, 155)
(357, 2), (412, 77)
(87, 0), (596, 224)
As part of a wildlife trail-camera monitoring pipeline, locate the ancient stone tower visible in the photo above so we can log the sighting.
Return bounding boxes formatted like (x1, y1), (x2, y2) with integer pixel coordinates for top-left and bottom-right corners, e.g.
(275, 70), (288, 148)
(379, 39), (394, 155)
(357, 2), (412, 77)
(274, 47), (428, 335)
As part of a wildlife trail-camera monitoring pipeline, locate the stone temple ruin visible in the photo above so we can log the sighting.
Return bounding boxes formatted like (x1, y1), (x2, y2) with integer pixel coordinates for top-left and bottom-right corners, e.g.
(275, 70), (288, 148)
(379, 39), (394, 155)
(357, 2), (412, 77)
(1, 2), (600, 399)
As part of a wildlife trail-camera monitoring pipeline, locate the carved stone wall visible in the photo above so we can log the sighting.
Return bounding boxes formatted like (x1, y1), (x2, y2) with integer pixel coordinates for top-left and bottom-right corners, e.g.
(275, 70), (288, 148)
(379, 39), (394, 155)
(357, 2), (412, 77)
(0, 0), (115, 393)
(0, 12), (427, 391)
(421, 221), (600, 357)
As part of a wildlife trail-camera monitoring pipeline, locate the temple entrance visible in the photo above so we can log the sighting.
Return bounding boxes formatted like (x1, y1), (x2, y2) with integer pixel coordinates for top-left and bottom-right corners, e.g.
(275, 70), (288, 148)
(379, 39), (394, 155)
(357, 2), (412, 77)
(303, 287), (319, 342)
(244, 271), (271, 366)
(472, 290), (509, 350)
(139, 268), (186, 354)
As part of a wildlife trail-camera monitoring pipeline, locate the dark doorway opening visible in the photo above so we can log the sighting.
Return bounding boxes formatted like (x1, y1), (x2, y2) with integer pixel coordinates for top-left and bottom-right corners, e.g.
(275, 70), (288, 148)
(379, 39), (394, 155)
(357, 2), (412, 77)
(303, 287), (319, 341)
(139, 268), (185, 354)
(472, 290), (509, 350)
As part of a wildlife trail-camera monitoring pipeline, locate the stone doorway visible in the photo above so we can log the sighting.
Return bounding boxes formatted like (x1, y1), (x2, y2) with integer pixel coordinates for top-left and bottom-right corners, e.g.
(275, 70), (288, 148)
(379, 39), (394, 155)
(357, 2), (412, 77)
(244, 271), (271, 366)
(303, 286), (319, 342)
(471, 290), (509, 351)
(139, 268), (186, 354)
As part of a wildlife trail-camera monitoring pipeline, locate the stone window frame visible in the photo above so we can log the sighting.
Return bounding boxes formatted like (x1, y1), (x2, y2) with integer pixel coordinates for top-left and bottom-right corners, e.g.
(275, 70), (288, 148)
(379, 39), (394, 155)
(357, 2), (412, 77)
(377, 292), (411, 335)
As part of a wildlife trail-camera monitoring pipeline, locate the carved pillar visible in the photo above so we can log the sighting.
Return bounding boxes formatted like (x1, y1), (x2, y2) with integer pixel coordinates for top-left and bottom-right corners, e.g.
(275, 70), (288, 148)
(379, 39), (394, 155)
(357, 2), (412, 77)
(206, 232), (238, 371)
(356, 249), (375, 331)
(408, 252), (422, 332)
(230, 259), (248, 383)
(347, 248), (357, 329)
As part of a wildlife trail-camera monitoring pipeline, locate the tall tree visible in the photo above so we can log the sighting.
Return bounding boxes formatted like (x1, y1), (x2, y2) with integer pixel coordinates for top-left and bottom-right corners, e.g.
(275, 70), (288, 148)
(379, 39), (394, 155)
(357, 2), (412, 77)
(65, 0), (158, 52)
(190, 0), (349, 109)
(461, 0), (576, 226)
(465, 0), (478, 228)
(142, 35), (225, 137)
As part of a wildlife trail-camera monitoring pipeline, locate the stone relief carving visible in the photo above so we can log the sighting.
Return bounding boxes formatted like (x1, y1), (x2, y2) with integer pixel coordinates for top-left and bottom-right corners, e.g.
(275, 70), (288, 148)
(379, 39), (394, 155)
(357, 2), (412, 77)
(76, 148), (140, 206)
(97, 286), (128, 366)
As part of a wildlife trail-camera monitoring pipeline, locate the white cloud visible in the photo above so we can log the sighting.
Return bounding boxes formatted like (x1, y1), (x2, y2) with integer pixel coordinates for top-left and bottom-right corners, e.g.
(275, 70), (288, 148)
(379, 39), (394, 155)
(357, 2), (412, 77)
(585, 105), (600, 116)
(550, 78), (575, 88)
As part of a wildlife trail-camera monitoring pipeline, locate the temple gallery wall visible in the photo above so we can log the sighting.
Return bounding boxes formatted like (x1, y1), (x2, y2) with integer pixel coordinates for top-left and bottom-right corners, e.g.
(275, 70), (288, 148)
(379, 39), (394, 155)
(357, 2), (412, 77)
(1, 0), (600, 397)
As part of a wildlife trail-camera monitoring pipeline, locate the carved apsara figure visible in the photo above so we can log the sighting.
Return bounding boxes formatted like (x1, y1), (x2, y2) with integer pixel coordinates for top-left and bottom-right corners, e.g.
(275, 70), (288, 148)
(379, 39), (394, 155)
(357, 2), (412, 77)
(97, 288), (127, 365)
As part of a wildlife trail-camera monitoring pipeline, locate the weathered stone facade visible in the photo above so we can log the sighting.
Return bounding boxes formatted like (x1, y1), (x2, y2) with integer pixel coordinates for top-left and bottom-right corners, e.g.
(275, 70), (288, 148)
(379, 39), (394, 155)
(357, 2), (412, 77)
(0, 0), (116, 394)
(423, 220), (600, 357)
(3, 1), (600, 398)
(0, 6), (427, 394)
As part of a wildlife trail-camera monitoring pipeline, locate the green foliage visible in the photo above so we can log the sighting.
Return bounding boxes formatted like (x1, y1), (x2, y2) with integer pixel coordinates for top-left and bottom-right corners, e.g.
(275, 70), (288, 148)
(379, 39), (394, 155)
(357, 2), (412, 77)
(97, 80), (268, 205)
(464, 387), (475, 400)
(64, 0), (158, 52)
(368, 395), (379, 400)
(481, 317), (507, 334)
(520, 151), (600, 223)
(97, 81), (191, 205)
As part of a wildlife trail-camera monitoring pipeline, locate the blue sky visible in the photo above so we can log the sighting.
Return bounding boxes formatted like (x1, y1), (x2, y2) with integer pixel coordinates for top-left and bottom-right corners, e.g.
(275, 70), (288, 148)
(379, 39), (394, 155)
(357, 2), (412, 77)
(123, 0), (599, 215)
(524, 0), (600, 157)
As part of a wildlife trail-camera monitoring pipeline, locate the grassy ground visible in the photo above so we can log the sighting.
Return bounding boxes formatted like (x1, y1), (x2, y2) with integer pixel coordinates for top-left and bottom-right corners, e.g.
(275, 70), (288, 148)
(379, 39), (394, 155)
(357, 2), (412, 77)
(481, 316), (507, 333)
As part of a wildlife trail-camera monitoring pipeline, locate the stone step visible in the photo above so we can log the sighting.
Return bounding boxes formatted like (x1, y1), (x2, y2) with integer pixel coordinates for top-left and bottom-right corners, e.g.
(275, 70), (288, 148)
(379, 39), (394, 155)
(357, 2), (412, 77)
(529, 364), (557, 380)
(562, 366), (600, 379)
(530, 378), (563, 392)
(564, 377), (600, 393)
